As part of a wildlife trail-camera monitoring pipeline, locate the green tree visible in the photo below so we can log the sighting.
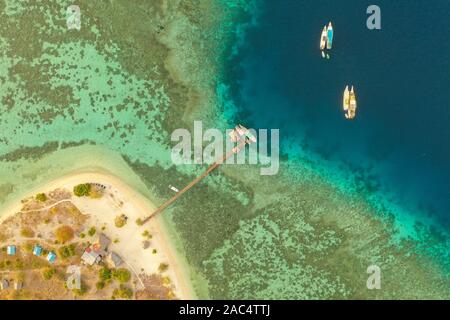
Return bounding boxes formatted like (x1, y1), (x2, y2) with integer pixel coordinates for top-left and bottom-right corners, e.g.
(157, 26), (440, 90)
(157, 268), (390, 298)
(20, 227), (34, 238)
(35, 193), (47, 202)
(87, 227), (96, 237)
(113, 285), (133, 299)
(99, 267), (112, 281)
(42, 268), (56, 280)
(142, 230), (152, 239)
(96, 281), (105, 290)
(112, 268), (131, 283)
(73, 183), (91, 197)
(115, 214), (127, 228)
(58, 244), (76, 259)
(158, 263), (169, 273)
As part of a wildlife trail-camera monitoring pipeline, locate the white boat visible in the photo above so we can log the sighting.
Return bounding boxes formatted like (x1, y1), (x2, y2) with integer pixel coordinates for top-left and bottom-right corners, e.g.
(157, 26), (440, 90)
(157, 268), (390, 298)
(320, 26), (327, 50)
(326, 22), (333, 50)
(347, 86), (357, 119)
(343, 86), (350, 111)
(321, 51), (326, 58)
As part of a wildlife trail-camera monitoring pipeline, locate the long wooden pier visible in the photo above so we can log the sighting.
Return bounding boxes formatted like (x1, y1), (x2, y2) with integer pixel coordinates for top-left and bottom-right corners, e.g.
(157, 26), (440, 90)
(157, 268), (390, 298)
(142, 139), (248, 223)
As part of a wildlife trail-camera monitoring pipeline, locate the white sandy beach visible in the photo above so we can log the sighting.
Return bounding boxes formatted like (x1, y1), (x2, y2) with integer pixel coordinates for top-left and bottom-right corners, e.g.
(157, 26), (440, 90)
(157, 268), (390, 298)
(0, 171), (195, 300)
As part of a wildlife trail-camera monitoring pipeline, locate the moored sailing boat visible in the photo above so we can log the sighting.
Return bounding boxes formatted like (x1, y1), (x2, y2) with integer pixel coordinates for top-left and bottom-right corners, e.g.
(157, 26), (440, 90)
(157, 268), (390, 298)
(326, 22), (333, 49)
(320, 25), (327, 50)
(343, 85), (350, 112)
(346, 86), (357, 119)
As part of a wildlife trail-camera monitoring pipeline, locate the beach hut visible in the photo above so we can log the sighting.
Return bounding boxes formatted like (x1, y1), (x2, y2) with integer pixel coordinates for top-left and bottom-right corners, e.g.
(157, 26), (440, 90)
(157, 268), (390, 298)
(33, 245), (43, 256)
(81, 233), (112, 266)
(0, 279), (9, 290)
(46, 251), (57, 263)
(6, 245), (16, 256)
(81, 247), (101, 265)
(97, 233), (111, 253)
(108, 252), (123, 268)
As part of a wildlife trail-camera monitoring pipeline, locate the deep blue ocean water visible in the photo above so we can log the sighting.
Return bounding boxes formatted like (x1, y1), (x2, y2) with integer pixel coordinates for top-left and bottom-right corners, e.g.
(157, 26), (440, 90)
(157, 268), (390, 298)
(226, 0), (450, 231)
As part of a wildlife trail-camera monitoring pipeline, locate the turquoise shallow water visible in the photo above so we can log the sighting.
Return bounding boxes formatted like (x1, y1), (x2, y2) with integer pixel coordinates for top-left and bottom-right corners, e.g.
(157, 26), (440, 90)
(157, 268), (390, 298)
(0, 0), (177, 208)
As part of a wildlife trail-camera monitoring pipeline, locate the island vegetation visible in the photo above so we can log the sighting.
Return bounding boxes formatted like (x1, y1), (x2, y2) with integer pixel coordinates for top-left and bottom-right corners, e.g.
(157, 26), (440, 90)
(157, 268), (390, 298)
(0, 185), (179, 300)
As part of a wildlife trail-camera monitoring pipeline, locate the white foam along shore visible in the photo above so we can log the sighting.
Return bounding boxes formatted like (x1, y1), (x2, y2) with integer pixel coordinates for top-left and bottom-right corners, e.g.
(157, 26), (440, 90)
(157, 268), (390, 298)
(0, 170), (195, 300)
